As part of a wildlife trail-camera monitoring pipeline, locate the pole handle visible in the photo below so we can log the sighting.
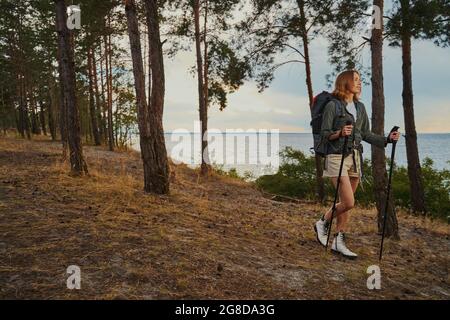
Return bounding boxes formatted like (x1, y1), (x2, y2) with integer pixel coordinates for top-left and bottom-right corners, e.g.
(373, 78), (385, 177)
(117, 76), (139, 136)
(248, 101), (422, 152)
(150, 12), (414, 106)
(389, 126), (400, 134)
(388, 126), (400, 145)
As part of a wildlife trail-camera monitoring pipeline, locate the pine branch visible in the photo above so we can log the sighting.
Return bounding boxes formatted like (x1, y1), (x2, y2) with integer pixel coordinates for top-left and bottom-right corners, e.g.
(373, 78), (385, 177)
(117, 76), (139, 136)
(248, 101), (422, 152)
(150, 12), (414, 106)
(281, 43), (305, 59)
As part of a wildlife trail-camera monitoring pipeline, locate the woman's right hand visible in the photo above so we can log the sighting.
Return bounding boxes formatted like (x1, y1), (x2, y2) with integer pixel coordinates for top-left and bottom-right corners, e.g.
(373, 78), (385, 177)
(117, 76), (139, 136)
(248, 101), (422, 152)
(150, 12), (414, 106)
(340, 125), (353, 137)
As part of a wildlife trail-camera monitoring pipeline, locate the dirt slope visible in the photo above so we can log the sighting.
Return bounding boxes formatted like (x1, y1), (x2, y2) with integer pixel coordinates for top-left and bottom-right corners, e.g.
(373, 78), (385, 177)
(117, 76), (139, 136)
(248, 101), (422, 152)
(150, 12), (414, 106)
(0, 136), (448, 299)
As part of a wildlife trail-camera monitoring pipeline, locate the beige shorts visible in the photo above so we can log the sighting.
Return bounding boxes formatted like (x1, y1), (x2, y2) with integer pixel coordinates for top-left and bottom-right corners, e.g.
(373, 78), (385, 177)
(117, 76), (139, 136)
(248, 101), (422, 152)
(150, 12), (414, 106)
(323, 151), (361, 178)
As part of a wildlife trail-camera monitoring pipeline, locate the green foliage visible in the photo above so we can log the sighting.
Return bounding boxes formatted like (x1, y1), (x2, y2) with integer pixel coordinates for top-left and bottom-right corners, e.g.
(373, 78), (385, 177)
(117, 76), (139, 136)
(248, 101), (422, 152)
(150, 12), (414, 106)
(114, 85), (138, 147)
(208, 40), (250, 110)
(256, 147), (450, 221)
(211, 164), (241, 180)
(255, 147), (332, 199)
(239, 0), (371, 91)
(211, 163), (256, 181)
(387, 0), (450, 47)
(421, 157), (450, 219)
(352, 158), (375, 206)
(165, 0), (249, 110)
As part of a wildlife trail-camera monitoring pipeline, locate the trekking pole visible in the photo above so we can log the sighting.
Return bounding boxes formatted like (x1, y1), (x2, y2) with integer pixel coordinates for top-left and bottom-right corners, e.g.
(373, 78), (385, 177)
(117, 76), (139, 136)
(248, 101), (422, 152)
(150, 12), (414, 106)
(325, 120), (353, 250)
(379, 126), (400, 261)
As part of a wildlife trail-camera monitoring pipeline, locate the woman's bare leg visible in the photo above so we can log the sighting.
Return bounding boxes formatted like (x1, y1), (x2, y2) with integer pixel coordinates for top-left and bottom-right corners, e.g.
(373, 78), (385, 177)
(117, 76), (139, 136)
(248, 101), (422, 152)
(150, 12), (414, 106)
(350, 176), (360, 193)
(336, 177), (360, 231)
(323, 176), (355, 232)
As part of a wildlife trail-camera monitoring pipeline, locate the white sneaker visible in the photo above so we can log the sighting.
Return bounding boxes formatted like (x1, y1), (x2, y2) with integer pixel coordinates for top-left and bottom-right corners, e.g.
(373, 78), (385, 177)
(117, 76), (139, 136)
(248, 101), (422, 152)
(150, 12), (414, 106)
(314, 219), (329, 247)
(331, 232), (358, 259)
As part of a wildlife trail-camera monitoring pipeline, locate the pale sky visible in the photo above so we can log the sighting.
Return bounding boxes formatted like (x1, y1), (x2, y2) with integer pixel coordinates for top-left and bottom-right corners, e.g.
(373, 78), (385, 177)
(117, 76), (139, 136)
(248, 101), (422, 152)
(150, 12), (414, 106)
(161, 35), (450, 134)
(109, 0), (450, 134)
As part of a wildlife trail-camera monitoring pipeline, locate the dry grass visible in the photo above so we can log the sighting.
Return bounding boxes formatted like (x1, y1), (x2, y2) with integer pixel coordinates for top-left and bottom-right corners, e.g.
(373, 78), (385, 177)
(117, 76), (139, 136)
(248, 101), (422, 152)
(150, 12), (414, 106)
(0, 136), (448, 300)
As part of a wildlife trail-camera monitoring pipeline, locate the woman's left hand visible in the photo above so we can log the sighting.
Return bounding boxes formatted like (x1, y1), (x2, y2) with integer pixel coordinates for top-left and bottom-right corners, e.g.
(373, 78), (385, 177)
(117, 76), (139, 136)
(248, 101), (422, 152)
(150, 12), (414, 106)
(389, 131), (400, 142)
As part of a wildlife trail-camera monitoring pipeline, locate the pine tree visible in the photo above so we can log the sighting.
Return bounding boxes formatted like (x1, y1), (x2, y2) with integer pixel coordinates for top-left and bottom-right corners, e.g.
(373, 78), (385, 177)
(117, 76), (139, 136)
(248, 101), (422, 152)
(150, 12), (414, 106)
(54, 0), (88, 175)
(125, 0), (170, 194)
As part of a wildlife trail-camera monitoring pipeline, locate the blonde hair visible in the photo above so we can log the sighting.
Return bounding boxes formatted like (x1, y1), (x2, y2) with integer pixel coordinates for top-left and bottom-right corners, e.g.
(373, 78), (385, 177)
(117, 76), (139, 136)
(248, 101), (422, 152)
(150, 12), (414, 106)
(332, 70), (360, 101)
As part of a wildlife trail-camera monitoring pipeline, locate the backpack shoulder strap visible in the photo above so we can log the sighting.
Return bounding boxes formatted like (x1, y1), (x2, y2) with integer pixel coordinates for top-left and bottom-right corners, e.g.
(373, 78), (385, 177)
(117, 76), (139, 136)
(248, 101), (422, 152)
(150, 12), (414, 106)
(330, 97), (345, 118)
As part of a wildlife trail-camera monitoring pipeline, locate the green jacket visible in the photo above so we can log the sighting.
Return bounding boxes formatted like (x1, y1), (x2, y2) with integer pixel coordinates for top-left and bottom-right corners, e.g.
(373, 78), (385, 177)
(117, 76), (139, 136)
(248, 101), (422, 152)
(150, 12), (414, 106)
(320, 99), (387, 155)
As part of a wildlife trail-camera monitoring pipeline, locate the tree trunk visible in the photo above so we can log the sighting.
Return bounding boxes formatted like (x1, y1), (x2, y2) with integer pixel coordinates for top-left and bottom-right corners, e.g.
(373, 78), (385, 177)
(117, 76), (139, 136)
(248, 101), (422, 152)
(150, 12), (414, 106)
(14, 108), (20, 136)
(296, 0), (325, 202)
(145, 0), (170, 192)
(202, 0), (211, 175)
(54, 0), (87, 175)
(22, 77), (31, 139)
(39, 99), (47, 136)
(28, 85), (41, 135)
(114, 104), (119, 147)
(104, 32), (114, 151)
(108, 26), (114, 148)
(47, 86), (57, 141)
(400, 0), (426, 214)
(15, 8), (31, 139)
(193, 0), (209, 176)
(16, 79), (24, 138)
(56, 46), (68, 157)
(145, 2), (152, 108)
(16, 73), (29, 138)
(99, 41), (108, 144)
(92, 48), (103, 143)
(87, 47), (101, 145)
(1, 86), (9, 133)
(30, 106), (39, 135)
(125, 0), (170, 194)
(371, 0), (399, 238)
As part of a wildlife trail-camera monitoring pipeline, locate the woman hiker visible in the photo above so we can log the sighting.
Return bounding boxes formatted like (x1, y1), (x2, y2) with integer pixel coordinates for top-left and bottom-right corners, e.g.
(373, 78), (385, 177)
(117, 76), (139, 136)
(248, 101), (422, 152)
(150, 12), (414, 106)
(313, 69), (400, 259)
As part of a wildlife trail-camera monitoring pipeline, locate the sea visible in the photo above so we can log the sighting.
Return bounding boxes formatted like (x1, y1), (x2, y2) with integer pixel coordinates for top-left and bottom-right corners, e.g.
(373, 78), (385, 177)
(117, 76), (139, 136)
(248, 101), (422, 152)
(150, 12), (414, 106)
(130, 133), (450, 178)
